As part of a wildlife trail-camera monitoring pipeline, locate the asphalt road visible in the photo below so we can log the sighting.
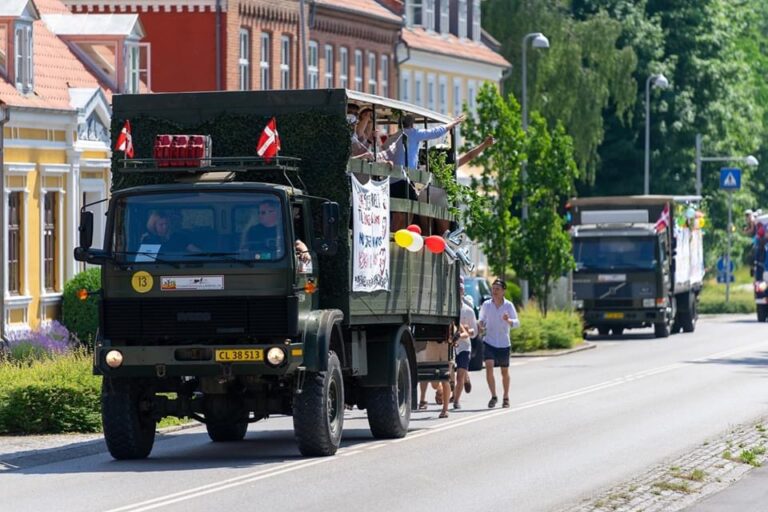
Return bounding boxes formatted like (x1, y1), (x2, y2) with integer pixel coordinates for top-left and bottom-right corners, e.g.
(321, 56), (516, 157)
(4, 314), (768, 512)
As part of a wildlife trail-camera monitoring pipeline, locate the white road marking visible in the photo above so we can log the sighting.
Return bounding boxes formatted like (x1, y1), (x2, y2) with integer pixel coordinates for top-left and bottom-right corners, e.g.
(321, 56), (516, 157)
(105, 339), (768, 512)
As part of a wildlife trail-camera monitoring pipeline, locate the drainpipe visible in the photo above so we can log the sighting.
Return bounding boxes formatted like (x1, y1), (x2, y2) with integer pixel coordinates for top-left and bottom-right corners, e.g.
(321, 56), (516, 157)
(0, 103), (9, 339)
(299, 0), (308, 88)
(215, 0), (222, 90)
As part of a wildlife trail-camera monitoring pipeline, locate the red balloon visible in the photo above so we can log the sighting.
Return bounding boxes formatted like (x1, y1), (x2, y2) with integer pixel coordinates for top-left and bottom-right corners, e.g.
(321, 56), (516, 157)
(424, 235), (446, 254)
(406, 224), (422, 235)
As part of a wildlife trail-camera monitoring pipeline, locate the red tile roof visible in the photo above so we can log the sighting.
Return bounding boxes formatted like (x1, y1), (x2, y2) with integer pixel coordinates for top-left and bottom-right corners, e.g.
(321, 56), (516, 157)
(402, 27), (510, 68)
(315, 0), (402, 23)
(0, 0), (109, 111)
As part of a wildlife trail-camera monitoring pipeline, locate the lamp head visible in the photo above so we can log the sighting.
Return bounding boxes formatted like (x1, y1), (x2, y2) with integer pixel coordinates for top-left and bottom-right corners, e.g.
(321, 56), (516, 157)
(532, 33), (550, 49)
(652, 73), (670, 89)
(745, 155), (759, 167)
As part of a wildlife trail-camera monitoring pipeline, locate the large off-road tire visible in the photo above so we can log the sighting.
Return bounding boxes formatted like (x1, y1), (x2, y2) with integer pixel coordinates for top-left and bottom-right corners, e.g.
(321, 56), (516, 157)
(292, 351), (344, 456)
(597, 327), (610, 336)
(679, 293), (697, 333)
(102, 378), (156, 460)
(365, 343), (411, 439)
(206, 421), (248, 442)
(757, 304), (768, 323)
(654, 319), (670, 338)
(611, 327), (624, 336)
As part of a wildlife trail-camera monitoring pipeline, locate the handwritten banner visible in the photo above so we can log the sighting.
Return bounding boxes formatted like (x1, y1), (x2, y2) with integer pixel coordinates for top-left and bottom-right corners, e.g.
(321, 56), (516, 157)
(352, 175), (390, 292)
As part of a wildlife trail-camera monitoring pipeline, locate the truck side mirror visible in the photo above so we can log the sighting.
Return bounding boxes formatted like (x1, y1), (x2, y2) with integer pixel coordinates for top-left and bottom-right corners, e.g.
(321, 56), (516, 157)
(314, 201), (340, 256)
(79, 211), (94, 249)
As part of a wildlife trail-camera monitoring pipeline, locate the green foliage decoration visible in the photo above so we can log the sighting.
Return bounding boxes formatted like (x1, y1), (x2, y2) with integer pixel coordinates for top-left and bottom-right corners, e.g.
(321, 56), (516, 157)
(62, 268), (101, 347)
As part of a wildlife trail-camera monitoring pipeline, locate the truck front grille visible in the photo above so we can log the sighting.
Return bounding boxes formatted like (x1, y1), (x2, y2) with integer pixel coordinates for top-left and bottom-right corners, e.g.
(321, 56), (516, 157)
(102, 296), (299, 343)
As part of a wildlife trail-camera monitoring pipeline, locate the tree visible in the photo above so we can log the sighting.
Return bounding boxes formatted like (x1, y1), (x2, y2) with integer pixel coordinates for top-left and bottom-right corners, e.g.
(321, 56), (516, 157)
(513, 114), (579, 313)
(461, 83), (526, 282)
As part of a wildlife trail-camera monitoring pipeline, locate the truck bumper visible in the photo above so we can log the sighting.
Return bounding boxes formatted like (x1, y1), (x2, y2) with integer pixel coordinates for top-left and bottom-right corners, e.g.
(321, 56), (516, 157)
(94, 343), (304, 378)
(582, 309), (666, 327)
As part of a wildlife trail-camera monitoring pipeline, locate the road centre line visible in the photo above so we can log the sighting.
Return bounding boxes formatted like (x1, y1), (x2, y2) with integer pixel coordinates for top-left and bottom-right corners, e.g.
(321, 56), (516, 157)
(105, 340), (768, 512)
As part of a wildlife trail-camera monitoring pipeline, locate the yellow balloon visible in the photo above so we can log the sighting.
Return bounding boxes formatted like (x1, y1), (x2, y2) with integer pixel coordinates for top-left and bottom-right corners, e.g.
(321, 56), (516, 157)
(394, 229), (414, 248)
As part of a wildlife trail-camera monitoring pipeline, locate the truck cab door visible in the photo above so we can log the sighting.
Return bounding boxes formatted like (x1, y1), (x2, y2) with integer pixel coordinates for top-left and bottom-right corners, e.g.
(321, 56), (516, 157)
(659, 235), (671, 293)
(292, 200), (319, 310)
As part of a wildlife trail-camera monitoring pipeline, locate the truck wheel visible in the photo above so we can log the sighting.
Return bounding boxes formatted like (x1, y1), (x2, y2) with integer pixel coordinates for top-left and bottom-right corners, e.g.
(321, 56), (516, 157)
(757, 304), (768, 322)
(611, 327), (624, 336)
(680, 297), (697, 333)
(597, 327), (610, 336)
(206, 421), (248, 442)
(292, 351), (344, 456)
(654, 319), (670, 338)
(101, 378), (156, 460)
(366, 343), (411, 439)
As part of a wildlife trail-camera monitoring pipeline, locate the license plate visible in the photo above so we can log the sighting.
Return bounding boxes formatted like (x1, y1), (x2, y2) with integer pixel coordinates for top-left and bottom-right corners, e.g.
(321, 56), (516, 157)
(215, 349), (263, 362)
(604, 312), (624, 319)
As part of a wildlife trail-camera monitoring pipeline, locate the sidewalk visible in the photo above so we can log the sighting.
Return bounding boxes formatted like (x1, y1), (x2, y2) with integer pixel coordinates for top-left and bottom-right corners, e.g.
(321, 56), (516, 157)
(684, 464), (768, 511)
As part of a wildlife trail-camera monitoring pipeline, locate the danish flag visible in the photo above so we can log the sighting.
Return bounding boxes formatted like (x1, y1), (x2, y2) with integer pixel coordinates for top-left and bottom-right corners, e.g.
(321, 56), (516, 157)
(655, 203), (670, 232)
(114, 120), (134, 158)
(256, 117), (281, 162)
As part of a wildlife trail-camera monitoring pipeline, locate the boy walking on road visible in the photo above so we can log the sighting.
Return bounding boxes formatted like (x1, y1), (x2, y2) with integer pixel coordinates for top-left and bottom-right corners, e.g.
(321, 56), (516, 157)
(452, 276), (478, 409)
(478, 279), (520, 408)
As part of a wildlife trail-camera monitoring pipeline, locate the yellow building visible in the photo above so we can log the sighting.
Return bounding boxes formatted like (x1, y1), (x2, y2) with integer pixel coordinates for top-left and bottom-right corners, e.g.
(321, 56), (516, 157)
(394, 0), (509, 275)
(0, 0), (145, 332)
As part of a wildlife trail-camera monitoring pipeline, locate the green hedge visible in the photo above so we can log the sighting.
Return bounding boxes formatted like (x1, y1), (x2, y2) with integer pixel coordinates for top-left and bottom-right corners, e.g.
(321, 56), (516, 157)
(0, 352), (101, 434)
(511, 308), (583, 352)
(61, 268), (101, 347)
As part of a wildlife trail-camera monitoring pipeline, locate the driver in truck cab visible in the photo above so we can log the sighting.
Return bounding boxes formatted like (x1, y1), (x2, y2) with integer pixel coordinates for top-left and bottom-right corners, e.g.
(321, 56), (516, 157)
(140, 210), (200, 253)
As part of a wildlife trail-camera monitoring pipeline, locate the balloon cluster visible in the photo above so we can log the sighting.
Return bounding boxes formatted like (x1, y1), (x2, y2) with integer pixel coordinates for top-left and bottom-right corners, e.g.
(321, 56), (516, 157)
(394, 225), (446, 254)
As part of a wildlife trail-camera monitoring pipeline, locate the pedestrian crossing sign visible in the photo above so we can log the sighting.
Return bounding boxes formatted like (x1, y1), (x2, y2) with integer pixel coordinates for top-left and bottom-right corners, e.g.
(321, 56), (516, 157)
(719, 168), (741, 190)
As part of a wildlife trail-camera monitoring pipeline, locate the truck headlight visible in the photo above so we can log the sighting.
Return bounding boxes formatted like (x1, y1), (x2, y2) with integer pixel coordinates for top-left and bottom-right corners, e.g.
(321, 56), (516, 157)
(758, 282), (768, 293)
(105, 350), (124, 368)
(642, 298), (655, 308)
(572, 299), (584, 309)
(266, 347), (286, 367)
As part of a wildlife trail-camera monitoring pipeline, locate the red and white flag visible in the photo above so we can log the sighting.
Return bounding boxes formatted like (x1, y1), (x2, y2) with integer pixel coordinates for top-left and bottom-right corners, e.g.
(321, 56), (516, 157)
(655, 203), (670, 232)
(114, 120), (134, 158)
(256, 117), (281, 162)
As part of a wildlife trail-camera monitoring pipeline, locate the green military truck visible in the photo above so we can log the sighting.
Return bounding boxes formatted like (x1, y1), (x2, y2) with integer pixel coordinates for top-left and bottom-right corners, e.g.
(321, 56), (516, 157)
(75, 89), (462, 458)
(570, 196), (704, 338)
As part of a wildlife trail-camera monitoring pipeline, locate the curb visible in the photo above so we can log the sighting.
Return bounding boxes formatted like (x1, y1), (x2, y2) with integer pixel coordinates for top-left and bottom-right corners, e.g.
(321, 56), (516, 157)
(510, 341), (596, 358)
(0, 421), (201, 471)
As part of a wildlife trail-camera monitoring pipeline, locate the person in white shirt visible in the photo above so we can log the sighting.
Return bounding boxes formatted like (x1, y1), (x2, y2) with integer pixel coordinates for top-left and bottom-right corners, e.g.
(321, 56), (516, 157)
(478, 278), (520, 408)
(452, 276), (478, 410)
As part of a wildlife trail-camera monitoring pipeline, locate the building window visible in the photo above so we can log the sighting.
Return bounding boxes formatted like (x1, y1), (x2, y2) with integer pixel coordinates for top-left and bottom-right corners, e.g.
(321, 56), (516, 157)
(407, 0), (423, 27)
(280, 35), (291, 89)
(400, 70), (410, 103)
(339, 47), (349, 88)
(354, 50), (363, 91)
(308, 40), (319, 89)
(239, 28), (250, 91)
(427, 74), (435, 110)
(260, 33), (270, 90)
(367, 52), (377, 94)
(0, 24), (8, 76)
(453, 78), (462, 115)
(468, 79), (477, 115)
(439, 0), (449, 33)
(381, 55), (389, 97)
(14, 22), (33, 93)
(43, 192), (58, 293)
(414, 72), (423, 105)
(438, 76), (447, 114)
(125, 44), (140, 93)
(424, 0), (435, 30)
(458, 0), (468, 39)
(8, 191), (22, 295)
(324, 44), (334, 88)
(472, 0), (481, 41)
(138, 43), (151, 90)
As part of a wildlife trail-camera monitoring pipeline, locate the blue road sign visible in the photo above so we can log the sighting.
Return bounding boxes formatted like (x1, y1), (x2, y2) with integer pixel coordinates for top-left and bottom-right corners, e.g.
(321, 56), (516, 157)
(716, 257), (734, 273)
(716, 272), (735, 283)
(720, 168), (742, 190)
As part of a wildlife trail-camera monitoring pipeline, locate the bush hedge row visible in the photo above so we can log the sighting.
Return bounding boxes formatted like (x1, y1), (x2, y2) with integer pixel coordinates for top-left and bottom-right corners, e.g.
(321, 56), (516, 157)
(61, 268), (101, 347)
(511, 308), (583, 353)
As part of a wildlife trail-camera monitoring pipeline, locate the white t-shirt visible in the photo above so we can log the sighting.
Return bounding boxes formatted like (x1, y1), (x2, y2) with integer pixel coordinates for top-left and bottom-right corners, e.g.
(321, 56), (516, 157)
(457, 302), (477, 354)
(479, 298), (519, 348)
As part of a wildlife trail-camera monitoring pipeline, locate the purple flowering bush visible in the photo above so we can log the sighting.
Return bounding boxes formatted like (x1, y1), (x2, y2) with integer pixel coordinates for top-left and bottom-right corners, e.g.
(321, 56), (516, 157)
(2, 321), (75, 363)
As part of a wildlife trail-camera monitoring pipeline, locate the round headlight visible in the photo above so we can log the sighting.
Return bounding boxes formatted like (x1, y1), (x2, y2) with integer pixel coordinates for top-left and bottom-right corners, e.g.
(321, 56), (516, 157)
(266, 347), (286, 367)
(105, 350), (124, 368)
(760, 282), (767, 292)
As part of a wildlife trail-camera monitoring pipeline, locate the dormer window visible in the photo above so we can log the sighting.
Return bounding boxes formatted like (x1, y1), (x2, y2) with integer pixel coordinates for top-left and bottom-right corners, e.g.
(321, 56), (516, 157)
(458, 0), (468, 39)
(408, 0), (436, 30)
(0, 23), (8, 77)
(124, 43), (140, 93)
(424, 0), (435, 31)
(14, 21), (33, 93)
(438, 0), (449, 34)
(471, 0), (481, 41)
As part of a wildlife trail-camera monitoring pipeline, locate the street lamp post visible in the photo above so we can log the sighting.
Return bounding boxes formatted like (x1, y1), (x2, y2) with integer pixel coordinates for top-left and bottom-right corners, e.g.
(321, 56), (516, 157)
(694, 133), (759, 196)
(644, 73), (669, 195)
(520, 31), (549, 305)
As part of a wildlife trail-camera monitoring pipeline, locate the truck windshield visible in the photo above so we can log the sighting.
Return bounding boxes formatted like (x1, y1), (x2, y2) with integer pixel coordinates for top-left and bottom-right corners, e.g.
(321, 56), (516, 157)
(574, 237), (657, 271)
(112, 191), (287, 263)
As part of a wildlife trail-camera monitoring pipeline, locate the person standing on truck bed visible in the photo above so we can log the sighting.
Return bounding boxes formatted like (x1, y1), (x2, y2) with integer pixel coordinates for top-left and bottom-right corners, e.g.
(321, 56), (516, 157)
(478, 279), (519, 409)
(141, 210), (200, 253)
(392, 114), (466, 169)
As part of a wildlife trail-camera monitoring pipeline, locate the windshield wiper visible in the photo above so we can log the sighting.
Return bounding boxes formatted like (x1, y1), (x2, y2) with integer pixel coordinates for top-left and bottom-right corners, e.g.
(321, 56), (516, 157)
(114, 251), (181, 268)
(183, 252), (255, 266)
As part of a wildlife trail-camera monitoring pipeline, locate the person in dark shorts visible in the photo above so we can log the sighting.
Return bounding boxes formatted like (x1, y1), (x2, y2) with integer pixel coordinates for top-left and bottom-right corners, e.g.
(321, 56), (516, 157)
(452, 277), (478, 410)
(478, 278), (520, 408)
